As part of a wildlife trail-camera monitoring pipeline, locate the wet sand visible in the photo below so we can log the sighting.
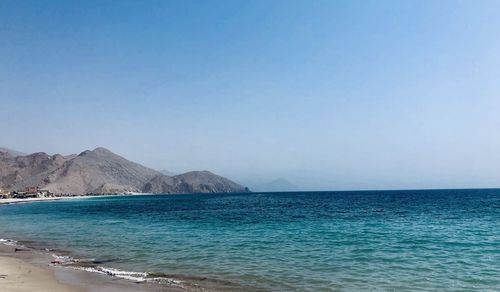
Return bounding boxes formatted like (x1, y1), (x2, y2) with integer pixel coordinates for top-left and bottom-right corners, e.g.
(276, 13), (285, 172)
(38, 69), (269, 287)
(0, 243), (185, 292)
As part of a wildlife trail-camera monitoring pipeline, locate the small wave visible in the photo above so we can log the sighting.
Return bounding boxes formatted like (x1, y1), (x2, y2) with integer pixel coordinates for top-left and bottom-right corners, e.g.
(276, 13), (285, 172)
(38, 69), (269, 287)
(0, 238), (18, 246)
(72, 266), (185, 287)
(73, 266), (148, 282)
(50, 254), (74, 263)
(50, 254), (185, 288)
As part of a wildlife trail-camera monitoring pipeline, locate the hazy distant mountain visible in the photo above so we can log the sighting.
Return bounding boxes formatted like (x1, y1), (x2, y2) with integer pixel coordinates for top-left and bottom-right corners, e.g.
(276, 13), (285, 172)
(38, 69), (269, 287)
(0, 147), (26, 157)
(252, 178), (299, 192)
(0, 147), (248, 195)
(159, 169), (176, 176)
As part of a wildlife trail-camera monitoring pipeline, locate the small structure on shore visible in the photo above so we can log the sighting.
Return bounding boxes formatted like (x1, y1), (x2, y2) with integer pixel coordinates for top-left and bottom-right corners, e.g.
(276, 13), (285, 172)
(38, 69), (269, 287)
(38, 189), (54, 197)
(2, 187), (55, 199)
(11, 191), (32, 198)
(0, 188), (10, 199)
(24, 186), (38, 194)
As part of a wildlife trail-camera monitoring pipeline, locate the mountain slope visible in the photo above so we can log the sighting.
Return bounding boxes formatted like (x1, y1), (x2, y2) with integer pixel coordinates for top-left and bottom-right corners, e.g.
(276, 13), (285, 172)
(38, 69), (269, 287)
(43, 147), (161, 194)
(0, 151), (74, 191)
(143, 171), (249, 194)
(174, 171), (248, 193)
(0, 147), (26, 157)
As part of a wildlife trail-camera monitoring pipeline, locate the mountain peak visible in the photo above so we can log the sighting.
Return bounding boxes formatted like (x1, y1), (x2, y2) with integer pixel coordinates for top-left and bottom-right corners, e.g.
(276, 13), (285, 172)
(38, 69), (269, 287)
(78, 147), (114, 157)
(92, 147), (112, 153)
(78, 150), (92, 157)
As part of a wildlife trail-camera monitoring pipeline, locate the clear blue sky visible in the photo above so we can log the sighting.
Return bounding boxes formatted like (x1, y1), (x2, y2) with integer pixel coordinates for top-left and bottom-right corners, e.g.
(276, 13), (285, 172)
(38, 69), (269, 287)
(1, 0), (500, 190)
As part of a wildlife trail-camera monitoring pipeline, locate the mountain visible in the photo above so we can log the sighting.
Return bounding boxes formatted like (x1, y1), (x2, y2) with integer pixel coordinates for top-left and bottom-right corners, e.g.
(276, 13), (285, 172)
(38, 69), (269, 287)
(143, 171), (249, 194)
(252, 178), (299, 192)
(42, 147), (161, 195)
(142, 171), (249, 194)
(159, 169), (176, 176)
(0, 151), (75, 191)
(0, 147), (248, 195)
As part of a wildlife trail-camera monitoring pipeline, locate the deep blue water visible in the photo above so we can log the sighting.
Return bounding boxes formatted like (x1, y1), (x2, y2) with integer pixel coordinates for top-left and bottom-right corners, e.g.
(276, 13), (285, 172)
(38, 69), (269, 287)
(0, 190), (499, 291)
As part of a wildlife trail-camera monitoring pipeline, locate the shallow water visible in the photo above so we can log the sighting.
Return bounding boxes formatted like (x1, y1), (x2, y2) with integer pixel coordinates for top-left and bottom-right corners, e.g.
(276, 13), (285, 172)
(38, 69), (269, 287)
(0, 190), (499, 291)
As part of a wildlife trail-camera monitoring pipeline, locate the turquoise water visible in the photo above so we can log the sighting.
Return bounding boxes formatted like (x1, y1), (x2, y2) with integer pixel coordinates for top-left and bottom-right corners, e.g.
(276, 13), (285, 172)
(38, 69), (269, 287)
(0, 190), (499, 291)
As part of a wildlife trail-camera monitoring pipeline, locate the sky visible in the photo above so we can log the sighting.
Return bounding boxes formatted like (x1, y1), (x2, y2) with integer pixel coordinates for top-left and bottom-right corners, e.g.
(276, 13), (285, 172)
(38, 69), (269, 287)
(1, 0), (500, 190)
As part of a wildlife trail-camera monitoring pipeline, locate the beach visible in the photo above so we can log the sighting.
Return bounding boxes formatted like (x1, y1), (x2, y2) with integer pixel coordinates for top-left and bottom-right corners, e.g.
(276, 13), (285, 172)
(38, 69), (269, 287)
(0, 240), (186, 292)
(0, 254), (80, 292)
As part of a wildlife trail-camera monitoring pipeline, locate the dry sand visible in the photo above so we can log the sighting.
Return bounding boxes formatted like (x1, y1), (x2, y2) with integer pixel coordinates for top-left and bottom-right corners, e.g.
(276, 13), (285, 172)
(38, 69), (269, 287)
(0, 256), (82, 292)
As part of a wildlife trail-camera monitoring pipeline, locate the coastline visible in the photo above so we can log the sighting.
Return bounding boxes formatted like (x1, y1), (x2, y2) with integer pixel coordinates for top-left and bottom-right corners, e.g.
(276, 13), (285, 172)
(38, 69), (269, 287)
(0, 235), (255, 292)
(0, 193), (152, 205)
(0, 240), (187, 292)
(0, 196), (77, 205)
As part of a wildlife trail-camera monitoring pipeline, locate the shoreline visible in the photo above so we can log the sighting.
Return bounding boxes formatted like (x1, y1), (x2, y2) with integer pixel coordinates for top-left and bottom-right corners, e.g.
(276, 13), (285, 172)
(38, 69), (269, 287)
(0, 193), (153, 205)
(0, 196), (80, 205)
(0, 236), (256, 292)
(0, 239), (188, 292)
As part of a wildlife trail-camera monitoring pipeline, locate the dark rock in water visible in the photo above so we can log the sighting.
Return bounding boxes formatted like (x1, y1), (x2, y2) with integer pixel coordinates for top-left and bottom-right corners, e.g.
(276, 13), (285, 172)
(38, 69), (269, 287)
(91, 259), (114, 264)
(146, 272), (170, 278)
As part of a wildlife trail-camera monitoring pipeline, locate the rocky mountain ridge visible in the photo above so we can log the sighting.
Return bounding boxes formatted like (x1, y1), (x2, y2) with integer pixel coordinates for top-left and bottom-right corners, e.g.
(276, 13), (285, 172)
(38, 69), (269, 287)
(0, 147), (249, 195)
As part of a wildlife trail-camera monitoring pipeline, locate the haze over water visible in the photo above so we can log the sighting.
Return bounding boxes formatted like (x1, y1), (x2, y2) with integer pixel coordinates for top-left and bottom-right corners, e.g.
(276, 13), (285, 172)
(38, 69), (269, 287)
(0, 190), (498, 291)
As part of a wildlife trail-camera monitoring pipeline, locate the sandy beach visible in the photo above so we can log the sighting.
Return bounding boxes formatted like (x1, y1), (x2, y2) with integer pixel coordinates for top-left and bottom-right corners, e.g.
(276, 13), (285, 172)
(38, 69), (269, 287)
(0, 242), (185, 292)
(0, 243), (82, 292)
(0, 256), (81, 292)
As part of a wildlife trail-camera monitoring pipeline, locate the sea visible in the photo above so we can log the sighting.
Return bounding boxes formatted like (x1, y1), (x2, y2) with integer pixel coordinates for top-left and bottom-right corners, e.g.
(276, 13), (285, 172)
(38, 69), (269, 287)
(0, 189), (499, 291)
